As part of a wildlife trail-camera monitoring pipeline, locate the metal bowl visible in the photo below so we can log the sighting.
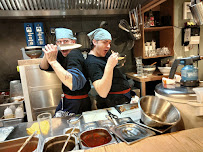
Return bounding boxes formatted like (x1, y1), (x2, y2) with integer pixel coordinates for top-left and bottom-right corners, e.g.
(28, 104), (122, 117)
(25, 46), (42, 59)
(42, 135), (78, 152)
(138, 96), (181, 127)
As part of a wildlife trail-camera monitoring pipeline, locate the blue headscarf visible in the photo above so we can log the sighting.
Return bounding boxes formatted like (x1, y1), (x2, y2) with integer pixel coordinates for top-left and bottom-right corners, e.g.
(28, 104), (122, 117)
(55, 28), (76, 40)
(87, 28), (112, 41)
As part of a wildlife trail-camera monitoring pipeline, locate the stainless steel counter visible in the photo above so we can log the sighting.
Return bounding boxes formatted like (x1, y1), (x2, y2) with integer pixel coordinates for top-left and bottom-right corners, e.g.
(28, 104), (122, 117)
(6, 117), (73, 140)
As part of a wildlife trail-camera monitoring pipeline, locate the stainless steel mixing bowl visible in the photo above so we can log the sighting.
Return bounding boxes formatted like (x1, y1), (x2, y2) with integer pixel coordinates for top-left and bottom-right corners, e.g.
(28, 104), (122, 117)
(138, 96), (181, 127)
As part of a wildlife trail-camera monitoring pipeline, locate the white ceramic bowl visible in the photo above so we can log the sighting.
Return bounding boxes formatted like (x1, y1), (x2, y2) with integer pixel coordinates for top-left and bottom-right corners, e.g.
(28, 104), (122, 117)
(158, 67), (171, 75)
(143, 67), (156, 75)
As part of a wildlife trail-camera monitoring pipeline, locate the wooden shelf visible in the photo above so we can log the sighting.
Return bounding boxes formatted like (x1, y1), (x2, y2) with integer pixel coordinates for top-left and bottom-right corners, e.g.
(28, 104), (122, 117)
(143, 54), (173, 59)
(133, 0), (174, 59)
(144, 26), (173, 32)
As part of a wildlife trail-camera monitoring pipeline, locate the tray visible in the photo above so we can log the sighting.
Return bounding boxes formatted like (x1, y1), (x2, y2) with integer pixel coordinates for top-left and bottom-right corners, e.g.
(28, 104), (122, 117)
(0, 126), (14, 142)
(115, 103), (141, 121)
(110, 123), (155, 145)
(115, 103), (139, 113)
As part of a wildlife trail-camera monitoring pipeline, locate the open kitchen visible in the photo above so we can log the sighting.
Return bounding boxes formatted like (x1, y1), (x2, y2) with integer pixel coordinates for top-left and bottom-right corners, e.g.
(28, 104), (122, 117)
(0, 0), (203, 152)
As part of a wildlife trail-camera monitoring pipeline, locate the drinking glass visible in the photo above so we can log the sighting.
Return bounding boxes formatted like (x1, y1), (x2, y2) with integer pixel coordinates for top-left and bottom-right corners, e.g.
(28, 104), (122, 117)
(135, 57), (143, 77)
(37, 112), (53, 140)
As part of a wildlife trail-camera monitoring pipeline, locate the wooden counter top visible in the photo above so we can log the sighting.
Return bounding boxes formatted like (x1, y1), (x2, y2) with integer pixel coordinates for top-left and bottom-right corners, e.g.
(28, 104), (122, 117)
(85, 127), (203, 152)
(125, 72), (167, 96)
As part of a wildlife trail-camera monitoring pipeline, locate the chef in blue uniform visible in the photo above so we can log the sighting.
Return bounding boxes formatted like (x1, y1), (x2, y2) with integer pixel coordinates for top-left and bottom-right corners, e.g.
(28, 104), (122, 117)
(85, 28), (131, 109)
(40, 28), (91, 117)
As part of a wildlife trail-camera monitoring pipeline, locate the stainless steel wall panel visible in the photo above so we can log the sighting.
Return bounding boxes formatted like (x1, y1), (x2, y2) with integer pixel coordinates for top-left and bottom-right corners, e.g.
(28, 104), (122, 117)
(19, 62), (62, 122)
(30, 88), (61, 109)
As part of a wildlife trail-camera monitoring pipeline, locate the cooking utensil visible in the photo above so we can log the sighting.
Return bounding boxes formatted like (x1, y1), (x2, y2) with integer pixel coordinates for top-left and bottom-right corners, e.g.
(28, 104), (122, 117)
(61, 127), (75, 152)
(68, 114), (83, 124)
(189, 1), (203, 25)
(119, 19), (131, 31)
(106, 109), (118, 119)
(106, 109), (119, 125)
(139, 4), (143, 25)
(138, 96), (181, 127)
(17, 131), (37, 152)
(150, 62), (157, 66)
(58, 43), (82, 50)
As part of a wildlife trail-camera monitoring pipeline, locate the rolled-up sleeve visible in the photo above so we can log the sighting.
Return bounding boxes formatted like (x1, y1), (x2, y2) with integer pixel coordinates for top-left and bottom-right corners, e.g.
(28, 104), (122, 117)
(67, 68), (87, 91)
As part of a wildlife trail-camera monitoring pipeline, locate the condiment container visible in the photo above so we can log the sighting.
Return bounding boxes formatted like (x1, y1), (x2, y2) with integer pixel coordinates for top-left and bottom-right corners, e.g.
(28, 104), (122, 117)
(9, 105), (16, 113)
(4, 107), (13, 119)
(15, 106), (24, 118)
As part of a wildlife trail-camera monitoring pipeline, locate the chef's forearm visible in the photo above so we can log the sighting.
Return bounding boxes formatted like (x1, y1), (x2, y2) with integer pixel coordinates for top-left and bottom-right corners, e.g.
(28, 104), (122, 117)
(39, 55), (50, 70)
(93, 66), (113, 98)
(49, 61), (73, 90)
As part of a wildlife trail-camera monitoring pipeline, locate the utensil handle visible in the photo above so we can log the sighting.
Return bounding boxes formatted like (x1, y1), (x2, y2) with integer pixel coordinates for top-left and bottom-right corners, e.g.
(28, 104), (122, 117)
(17, 131), (37, 152)
(61, 127), (75, 152)
(150, 62), (157, 66)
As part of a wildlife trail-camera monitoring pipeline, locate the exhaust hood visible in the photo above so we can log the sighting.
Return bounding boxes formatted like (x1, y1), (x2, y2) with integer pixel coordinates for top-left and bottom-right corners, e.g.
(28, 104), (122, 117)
(0, 0), (149, 18)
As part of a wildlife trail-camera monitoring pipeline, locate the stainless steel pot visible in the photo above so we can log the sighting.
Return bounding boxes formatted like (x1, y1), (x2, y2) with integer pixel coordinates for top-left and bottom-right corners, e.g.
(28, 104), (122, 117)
(138, 96), (181, 127)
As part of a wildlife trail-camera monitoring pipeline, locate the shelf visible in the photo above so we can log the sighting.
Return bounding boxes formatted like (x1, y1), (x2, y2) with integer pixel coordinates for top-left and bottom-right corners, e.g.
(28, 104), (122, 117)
(143, 54), (173, 59)
(144, 26), (173, 32)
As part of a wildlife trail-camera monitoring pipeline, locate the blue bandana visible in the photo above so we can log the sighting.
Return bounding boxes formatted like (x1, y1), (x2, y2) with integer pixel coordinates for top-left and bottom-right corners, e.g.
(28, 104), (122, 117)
(87, 28), (112, 41)
(55, 28), (76, 40)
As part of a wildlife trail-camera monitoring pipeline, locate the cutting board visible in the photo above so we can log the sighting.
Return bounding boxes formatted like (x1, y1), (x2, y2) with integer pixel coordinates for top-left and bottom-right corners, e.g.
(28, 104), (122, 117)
(82, 107), (121, 123)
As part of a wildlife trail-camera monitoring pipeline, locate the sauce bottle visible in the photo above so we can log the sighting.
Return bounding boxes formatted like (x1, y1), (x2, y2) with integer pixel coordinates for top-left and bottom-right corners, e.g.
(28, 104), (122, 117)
(149, 10), (155, 26)
(4, 107), (13, 119)
(15, 106), (24, 118)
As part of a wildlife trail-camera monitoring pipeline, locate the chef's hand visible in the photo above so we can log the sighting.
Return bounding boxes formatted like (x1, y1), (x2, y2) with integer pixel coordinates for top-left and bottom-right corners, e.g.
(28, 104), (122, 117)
(106, 51), (118, 69)
(42, 44), (58, 64)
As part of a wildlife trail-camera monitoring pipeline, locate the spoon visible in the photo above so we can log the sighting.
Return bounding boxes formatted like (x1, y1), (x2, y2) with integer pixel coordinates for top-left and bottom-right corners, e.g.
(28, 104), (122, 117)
(68, 115), (83, 124)
(150, 62), (157, 66)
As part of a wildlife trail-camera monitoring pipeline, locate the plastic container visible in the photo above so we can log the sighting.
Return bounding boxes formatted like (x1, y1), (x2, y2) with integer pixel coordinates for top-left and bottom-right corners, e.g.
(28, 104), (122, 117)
(15, 106), (24, 118)
(193, 87), (203, 103)
(9, 105), (16, 114)
(4, 107), (13, 119)
(10, 80), (23, 98)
